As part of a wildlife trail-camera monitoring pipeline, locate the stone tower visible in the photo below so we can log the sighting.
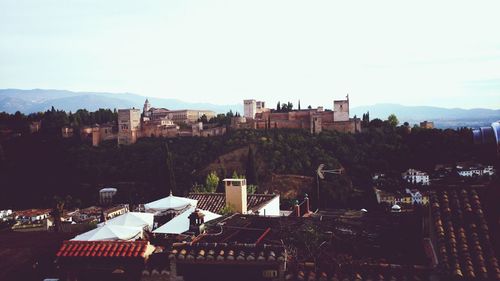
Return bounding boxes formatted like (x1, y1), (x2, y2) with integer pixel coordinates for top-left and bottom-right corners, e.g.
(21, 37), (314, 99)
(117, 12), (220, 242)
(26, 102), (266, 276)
(143, 99), (151, 116)
(333, 94), (350, 122)
(118, 108), (141, 145)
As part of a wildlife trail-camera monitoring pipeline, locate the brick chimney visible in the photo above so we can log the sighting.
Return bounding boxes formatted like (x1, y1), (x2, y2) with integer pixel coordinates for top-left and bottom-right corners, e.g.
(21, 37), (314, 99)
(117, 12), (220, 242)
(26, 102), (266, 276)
(223, 179), (247, 214)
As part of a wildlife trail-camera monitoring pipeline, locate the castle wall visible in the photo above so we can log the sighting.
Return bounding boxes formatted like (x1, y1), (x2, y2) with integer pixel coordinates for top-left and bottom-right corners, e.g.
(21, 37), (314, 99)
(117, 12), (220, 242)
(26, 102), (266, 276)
(322, 118), (361, 133)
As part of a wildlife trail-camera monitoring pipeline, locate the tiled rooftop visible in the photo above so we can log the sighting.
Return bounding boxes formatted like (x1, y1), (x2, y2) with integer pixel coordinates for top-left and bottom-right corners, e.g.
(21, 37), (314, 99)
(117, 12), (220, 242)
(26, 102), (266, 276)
(431, 189), (500, 280)
(14, 209), (51, 217)
(169, 242), (286, 263)
(56, 240), (152, 259)
(285, 270), (429, 281)
(188, 193), (277, 214)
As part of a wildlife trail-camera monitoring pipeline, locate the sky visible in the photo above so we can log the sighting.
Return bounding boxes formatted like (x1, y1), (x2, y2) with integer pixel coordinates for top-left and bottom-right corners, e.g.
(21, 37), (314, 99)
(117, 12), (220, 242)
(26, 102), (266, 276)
(1, 0), (499, 109)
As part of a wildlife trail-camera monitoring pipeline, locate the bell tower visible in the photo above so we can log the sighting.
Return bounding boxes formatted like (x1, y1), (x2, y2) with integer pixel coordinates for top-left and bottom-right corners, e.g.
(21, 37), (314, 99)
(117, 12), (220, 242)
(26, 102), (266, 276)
(143, 99), (151, 115)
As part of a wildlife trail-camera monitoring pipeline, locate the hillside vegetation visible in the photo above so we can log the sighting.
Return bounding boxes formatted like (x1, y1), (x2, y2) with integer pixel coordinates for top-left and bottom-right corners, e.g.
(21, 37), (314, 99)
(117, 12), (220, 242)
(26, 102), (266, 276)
(0, 122), (489, 210)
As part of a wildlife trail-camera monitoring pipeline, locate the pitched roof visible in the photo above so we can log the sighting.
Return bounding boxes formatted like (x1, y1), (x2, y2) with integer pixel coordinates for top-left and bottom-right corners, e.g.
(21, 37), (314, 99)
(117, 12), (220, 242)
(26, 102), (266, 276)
(431, 188), (500, 280)
(187, 193), (277, 214)
(56, 240), (153, 259)
(71, 225), (143, 241)
(145, 194), (197, 212)
(97, 212), (154, 229)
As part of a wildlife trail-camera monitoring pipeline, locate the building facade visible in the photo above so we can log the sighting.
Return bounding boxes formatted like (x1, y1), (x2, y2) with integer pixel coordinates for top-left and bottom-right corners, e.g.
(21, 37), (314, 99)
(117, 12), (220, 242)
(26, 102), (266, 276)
(234, 96), (360, 134)
(402, 169), (430, 185)
(420, 121), (434, 129)
(118, 109), (141, 145)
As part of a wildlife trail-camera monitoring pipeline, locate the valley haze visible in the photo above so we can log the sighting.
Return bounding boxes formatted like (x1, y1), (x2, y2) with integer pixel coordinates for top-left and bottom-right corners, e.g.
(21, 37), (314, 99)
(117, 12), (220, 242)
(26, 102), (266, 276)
(0, 88), (498, 129)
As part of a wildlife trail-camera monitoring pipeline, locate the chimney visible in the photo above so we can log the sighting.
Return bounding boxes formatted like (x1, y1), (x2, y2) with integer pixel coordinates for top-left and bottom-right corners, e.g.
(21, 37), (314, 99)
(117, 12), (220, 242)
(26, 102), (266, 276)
(304, 194), (310, 214)
(188, 209), (205, 236)
(223, 179), (247, 214)
(293, 201), (301, 217)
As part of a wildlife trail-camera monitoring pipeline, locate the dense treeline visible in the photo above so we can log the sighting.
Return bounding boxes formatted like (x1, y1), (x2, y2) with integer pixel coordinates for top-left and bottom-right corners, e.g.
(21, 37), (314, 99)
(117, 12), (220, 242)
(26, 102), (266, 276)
(0, 108), (117, 135)
(1, 116), (489, 210)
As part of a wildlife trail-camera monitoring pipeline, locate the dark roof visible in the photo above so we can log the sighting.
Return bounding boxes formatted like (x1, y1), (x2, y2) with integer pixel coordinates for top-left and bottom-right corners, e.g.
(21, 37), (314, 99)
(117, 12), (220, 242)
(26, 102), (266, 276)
(431, 188), (500, 280)
(56, 241), (151, 259)
(285, 270), (430, 281)
(187, 193), (277, 214)
(169, 242), (285, 264)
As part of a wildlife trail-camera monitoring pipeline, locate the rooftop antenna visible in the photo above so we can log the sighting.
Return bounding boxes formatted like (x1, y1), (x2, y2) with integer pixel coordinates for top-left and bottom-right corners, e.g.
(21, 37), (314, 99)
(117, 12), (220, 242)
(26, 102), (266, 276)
(316, 164), (343, 211)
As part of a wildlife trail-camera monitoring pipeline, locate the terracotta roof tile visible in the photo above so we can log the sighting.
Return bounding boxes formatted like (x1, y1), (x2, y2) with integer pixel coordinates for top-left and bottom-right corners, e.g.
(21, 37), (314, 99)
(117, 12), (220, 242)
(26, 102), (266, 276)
(56, 240), (150, 259)
(169, 242), (285, 264)
(431, 189), (500, 280)
(188, 193), (277, 214)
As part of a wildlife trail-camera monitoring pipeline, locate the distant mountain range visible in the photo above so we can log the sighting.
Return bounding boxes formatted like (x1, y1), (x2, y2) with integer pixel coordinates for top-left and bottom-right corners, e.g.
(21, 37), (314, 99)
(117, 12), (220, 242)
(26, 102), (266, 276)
(0, 89), (242, 114)
(0, 89), (498, 128)
(351, 103), (499, 128)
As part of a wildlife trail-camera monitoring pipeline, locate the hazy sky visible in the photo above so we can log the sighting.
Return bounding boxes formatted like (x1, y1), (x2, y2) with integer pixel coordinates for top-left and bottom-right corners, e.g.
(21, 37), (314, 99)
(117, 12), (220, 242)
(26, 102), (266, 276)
(1, 0), (499, 109)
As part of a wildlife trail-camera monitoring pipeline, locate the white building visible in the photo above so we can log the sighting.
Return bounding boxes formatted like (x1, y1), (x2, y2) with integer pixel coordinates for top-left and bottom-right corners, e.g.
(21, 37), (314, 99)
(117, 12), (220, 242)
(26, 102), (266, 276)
(99, 187), (117, 205)
(0, 209), (13, 221)
(457, 165), (495, 177)
(484, 166), (495, 176)
(402, 169), (430, 185)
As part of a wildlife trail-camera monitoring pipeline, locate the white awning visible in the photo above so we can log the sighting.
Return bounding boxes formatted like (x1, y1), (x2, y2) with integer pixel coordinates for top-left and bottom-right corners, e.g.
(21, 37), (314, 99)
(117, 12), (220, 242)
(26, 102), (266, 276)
(97, 212), (154, 230)
(71, 225), (143, 241)
(153, 207), (221, 234)
(144, 194), (198, 212)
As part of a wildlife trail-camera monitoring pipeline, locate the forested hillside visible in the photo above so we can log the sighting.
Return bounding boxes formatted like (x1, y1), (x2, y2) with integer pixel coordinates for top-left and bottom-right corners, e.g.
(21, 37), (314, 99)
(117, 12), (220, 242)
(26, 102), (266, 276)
(1, 120), (488, 210)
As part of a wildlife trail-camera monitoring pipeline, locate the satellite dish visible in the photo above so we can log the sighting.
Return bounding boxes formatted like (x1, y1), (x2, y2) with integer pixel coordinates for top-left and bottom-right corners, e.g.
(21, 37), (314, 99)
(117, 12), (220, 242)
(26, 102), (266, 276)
(317, 164), (326, 179)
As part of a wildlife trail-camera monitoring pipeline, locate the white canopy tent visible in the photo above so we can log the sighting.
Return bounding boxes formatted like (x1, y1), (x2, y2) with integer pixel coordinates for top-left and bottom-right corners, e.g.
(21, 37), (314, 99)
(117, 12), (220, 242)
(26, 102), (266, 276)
(97, 212), (154, 230)
(144, 193), (198, 212)
(71, 225), (143, 241)
(153, 207), (221, 234)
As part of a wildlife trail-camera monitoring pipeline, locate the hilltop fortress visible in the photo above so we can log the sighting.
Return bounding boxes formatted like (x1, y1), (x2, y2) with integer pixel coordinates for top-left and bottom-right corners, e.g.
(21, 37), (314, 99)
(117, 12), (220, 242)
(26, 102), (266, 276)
(232, 95), (361, 134)
(76, 96), (360, 146)
(84, 100), (225, 146)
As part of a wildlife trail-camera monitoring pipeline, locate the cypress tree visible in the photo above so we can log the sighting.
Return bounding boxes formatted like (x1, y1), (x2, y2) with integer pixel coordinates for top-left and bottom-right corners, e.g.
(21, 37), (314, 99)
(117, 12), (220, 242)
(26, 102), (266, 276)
(245, 146), (258, 185)
(163, 142), (177, 195)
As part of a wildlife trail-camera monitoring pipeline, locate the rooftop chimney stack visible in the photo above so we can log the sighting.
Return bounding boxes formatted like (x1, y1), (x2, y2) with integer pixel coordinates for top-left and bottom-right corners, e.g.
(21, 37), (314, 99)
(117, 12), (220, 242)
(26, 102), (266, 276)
(188, 209), (205, 236)
(224, 179), (247, 214)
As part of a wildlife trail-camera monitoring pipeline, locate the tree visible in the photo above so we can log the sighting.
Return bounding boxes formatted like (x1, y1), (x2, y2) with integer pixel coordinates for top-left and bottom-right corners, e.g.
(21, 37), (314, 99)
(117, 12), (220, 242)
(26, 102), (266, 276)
(276, 102), (281, 112)
(50, 197), (65, 232)
(232, 170), (242, 179)
(387, 114), (399, 127)
(163, 142), (177, 195)
(369, 118), (384, 128)
(245, 146), (258, 185)
(298, 100), (301, 110)
(198, 114), (208, 124)
(205, 171), (219, 193)
(362, 111), (370, 127)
